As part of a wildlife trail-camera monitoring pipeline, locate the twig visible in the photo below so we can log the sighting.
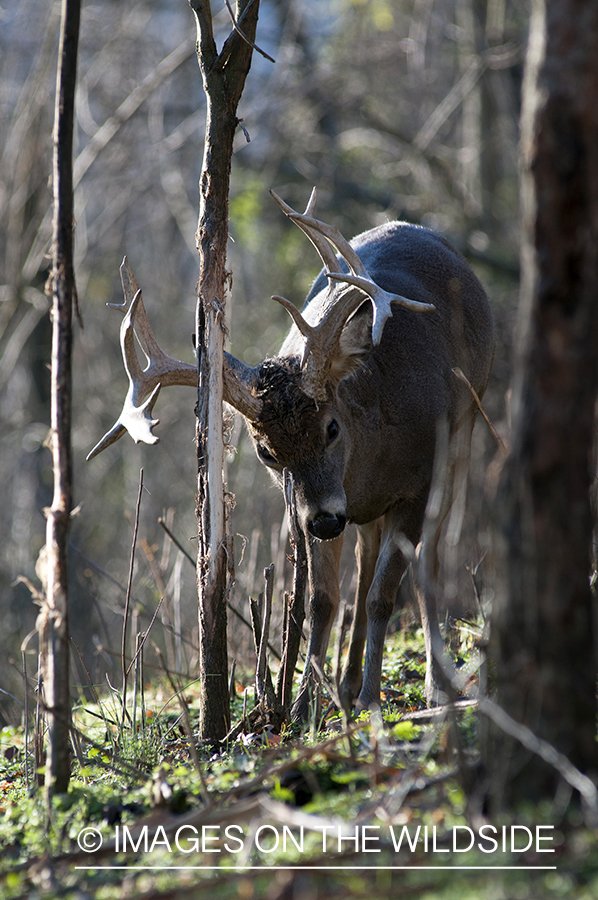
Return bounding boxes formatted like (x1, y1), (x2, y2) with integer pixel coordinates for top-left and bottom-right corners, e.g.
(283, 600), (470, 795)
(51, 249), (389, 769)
(140, 538), (176, 669)
(256, 564), (274, 704)
(69, 728), (87, 782)
(223, 0), (275, 64)
(73, 40), (195, 186)
(158, 516), (280, 658)
(399, 698), (478, 721)
(414, 56), (485, 151)
(228, 658), (237, 700)
(276, 470), (307, 710)
(452, 366), (507, 453)
(71, 540), (196, 653)
(158, 650), (212, 807)
(70, 637), (118, 757)
(477, 694), (598, 819)
(121, 467), (144, 733)
(311, 658), (354, 759)
(34, 652), (44, 788)
(22, 648), (30, 791)
(158, 517), (195, 566)
(126, 597), (163, 677)
(90, 642), (195, 680)
(131, 631), (141, 737)
(223, 702), (262, 744)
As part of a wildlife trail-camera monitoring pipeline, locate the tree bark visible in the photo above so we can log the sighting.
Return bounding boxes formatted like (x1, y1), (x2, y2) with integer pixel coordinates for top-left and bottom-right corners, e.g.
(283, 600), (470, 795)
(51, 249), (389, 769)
(190, 0), (260, 742)
(487, 0), (598, 806)
(39, 0), (80, 796)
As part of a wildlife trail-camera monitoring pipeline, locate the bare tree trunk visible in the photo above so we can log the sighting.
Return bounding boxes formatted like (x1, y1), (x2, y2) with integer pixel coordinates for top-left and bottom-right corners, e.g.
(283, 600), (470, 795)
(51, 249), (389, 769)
(486, 0), (598, 807)
(190, 0), (260, 743)
(38, 0), (80, 796)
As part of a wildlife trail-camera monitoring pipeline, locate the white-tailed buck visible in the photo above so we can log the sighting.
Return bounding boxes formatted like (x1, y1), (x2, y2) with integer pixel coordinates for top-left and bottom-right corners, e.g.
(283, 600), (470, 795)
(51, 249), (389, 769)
(88, 189), (494, 718)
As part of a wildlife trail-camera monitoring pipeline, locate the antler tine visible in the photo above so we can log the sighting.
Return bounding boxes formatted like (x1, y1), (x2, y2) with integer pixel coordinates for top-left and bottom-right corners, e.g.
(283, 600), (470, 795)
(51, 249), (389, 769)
(270, 188), (368, 279)
(273, 286), (367, 402)
(327, 271), (435, 346)
(110, 257), (180, 367)
(107, 256), (139, 314)
(272, 294), (316, 367)
(270, 189), (339, 274)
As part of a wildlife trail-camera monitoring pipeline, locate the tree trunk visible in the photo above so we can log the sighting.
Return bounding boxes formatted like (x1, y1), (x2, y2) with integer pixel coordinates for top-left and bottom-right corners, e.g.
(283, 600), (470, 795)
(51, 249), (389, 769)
(39, 0), (80, 796)
(190, 0), (260, 743)
(487, 0), (598, 806)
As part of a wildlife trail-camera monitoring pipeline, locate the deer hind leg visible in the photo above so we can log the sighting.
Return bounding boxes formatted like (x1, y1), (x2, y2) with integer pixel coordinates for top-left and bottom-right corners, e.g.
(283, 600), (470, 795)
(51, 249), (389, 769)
(412, 538), (446, 707)
(339, 519), (382, 708)
(291, 532), (343, 721)
(414, 416), (476, 706)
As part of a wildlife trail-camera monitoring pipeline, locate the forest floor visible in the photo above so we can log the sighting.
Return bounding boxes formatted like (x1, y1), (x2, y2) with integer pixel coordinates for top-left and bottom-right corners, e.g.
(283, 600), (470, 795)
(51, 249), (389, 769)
(0, 623), (596, 900)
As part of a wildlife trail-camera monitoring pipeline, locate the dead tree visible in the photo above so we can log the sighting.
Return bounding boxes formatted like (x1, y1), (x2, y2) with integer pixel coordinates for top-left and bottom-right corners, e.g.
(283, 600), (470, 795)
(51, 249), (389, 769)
(190, 0), (261, 742)
(38, 0), (81, 795)
(486, 0), (598, 806)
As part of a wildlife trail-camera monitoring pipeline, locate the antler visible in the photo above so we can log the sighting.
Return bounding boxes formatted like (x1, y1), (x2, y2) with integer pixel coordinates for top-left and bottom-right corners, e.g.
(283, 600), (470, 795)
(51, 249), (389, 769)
(87, 258), (261, 461)
(270, 189), (435, 401)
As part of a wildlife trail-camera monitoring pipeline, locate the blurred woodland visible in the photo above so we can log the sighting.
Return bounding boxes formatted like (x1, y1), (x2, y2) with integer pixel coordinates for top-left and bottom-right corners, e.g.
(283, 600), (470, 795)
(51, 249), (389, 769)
(0, 0), (527, 723)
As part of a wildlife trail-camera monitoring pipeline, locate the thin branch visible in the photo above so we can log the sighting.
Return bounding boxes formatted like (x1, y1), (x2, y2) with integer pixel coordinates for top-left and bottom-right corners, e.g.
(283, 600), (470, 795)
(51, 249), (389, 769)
(73, 39), (195, 186)
(477, 694), (598, 818)
(256, 563), (274, 702)
(157, 516), (280, 658)
(158, 516), (196, 566)
(223, 0), (275, 63)
(420, 586), (598, 817)
(452, 366), (507, 453)
(158, 650), (212, 807)
(125, 597), (163, 677)
(413, 56), (485, 152)
(121, 467), (144, 731)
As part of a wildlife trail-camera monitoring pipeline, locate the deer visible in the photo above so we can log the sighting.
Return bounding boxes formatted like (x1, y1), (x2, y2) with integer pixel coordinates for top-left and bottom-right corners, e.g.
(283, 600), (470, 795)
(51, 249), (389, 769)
(88, 188), (495, 719)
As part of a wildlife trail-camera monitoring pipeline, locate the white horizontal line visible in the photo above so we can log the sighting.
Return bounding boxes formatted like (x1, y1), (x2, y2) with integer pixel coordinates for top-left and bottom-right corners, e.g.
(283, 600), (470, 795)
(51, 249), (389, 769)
(74, 865), (557, 871)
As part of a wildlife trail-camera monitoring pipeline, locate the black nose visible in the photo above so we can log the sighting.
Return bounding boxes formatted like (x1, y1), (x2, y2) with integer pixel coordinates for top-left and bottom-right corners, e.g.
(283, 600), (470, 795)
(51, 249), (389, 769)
(308, 513), (346, 541)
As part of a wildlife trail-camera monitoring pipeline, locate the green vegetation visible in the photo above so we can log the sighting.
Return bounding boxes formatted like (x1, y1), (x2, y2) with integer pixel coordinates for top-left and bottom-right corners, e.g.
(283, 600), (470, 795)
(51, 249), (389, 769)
(1, 625), (596, 899)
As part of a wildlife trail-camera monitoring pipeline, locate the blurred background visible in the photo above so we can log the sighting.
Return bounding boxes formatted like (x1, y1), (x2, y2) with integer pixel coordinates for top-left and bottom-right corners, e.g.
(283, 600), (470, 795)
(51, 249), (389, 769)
(0, 0), (526, 723)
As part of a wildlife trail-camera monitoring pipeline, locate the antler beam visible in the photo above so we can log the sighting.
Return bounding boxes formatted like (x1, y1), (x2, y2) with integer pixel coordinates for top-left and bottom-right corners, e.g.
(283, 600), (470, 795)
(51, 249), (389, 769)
(87, 258), (261, 461)
(86, 286), (196, 460)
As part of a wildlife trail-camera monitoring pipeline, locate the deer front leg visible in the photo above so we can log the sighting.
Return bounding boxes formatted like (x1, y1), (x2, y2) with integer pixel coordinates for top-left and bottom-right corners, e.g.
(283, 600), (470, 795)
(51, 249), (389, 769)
(339, 519), (381, 708)
(357, 504), (426, 711)
(291, 533), (343, 722)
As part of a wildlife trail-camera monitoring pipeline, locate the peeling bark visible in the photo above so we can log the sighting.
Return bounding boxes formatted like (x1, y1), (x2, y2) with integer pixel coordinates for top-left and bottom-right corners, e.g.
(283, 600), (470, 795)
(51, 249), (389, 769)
(190, 0), (260, 742)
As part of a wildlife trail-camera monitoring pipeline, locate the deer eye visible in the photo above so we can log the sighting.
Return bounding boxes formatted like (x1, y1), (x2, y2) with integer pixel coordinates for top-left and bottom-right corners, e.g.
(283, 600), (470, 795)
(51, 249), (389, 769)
(327, 420), (340, 442)
(258, 444), (277, 465)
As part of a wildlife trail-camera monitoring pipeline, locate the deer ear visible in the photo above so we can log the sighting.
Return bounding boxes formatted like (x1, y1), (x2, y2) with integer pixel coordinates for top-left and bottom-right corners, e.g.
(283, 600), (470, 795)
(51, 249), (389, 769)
(329, 301), (373, 387)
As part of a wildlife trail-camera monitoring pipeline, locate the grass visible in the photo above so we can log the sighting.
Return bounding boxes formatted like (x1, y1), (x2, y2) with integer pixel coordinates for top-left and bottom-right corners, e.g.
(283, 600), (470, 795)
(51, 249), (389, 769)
(0, 623), (597, 899)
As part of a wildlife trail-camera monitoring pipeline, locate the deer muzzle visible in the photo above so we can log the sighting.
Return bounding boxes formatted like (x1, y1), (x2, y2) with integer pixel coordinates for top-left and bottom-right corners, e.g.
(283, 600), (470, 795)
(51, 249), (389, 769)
(308, 512), (347, 541)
